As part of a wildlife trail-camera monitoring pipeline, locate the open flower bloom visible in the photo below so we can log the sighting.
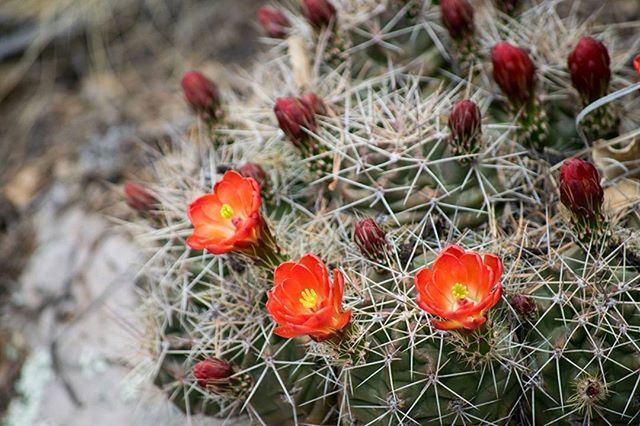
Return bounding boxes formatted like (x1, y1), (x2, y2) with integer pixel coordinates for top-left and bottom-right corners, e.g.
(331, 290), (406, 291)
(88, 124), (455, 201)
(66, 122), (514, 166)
(267, 254), (351, 341)
(414, 245), (503, 331)
(187, 171), (279, 266)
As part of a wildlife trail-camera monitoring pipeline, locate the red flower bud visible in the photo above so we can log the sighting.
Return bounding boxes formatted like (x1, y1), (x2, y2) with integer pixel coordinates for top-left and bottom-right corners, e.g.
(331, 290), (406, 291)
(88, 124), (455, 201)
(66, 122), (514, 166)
(302, 0), (337, 28)
(300, 92), (327, 116)
(274, 94), (319, 147)
(448, 100), (482, 154)
(493, 0), (520, 14)
(509, 294), (537, 319)
(124, 182), (157, 213)
(440, 0), (475, 41)
(238, 162), (269, 192)
(559, 158), (604, 223)
(181, 71), (222, 121)
(258, 7), (290, 38)
(193, 358), (233, 389)
(491, 42), (536, 105)
(568, 37), (611, 103)
(354, 218), (389, 263)
(633, 54), (640, 79)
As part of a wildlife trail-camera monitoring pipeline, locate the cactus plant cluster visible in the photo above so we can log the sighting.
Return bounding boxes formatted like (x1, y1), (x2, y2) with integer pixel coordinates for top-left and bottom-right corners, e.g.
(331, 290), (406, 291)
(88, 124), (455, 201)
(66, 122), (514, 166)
(126, 0), (640, 424)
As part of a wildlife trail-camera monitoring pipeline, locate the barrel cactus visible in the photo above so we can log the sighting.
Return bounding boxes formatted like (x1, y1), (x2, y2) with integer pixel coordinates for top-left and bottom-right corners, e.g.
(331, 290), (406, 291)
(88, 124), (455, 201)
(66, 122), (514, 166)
(126, 0), (640, 424)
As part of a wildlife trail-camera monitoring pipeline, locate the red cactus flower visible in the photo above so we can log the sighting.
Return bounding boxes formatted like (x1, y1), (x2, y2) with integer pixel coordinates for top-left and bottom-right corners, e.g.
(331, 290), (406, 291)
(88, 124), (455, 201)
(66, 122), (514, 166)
(267, 254), (351, 341)
(274, 94), (319, 147)
(124, 182), (157, 213)
(633, 54), (640, 79)
(354, 218), (389, 263)
(258, 7), (290, 38)
(448, 100), (482, 154)
(302, 0), (337, 28)
(181, 71), (222, 121)
(559, 158), (604, 222)
(440, 0), (475, 41)
(491, 42), (536, 105)
(193, 358), (233, 389)
(568, 37), (611, 103)
(238, 162), (269, 192)
(187, 170), (267, 256)
(414, 245), (503, 331)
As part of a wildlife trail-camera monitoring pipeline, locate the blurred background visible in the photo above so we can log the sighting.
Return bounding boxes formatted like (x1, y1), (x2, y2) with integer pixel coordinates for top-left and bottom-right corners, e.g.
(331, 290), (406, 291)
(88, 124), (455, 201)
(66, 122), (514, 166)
(0, 0), (638, 425)
(0, 0), (260, 424)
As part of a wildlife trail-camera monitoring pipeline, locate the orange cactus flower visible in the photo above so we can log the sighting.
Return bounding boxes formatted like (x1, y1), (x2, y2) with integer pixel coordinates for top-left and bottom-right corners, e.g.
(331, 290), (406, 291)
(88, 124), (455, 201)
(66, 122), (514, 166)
(187, 171), (280, 266)
(267, 254), (351, 341)
(414, 245), (503, 331)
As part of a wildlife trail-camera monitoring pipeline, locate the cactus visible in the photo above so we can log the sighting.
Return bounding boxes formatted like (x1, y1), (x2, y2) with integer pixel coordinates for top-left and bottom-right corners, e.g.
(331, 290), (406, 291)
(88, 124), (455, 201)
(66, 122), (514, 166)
(126, 1), (640, 425)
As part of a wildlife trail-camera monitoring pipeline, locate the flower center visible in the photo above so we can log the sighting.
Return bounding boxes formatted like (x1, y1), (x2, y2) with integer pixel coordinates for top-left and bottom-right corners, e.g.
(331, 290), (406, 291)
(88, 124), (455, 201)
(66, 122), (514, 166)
(451, 283), (469, 300)
(299, 288), (319, 310)
(220, 204), (234, 220)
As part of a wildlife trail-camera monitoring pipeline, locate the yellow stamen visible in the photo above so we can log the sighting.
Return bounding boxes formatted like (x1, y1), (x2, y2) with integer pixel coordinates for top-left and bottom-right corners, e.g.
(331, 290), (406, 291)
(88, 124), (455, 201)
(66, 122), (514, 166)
(220, 204), (234, 220)
(451, 283), (469, 300)
(299, 288), (319, 310)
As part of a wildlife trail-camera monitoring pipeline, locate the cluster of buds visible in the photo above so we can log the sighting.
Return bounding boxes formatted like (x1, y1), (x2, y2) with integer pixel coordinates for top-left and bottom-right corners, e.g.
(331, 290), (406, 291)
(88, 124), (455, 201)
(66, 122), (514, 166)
(181, 71), (223, 123)
(353, 218), (389, 264)
(301, 0), (337, 29)
(258, 7), (290, 39)
(491, 42), (547, 151)
(559, 158), (605, 237)
(124, 182), (157, 215)
(448, 100), (482, 157)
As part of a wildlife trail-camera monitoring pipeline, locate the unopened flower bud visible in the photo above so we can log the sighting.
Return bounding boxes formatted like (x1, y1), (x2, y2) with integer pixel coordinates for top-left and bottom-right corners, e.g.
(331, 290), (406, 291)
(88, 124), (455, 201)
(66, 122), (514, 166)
(124, 182), (157, 213)
(493, 0), (520, 15)
(448, 100), (482, 155)
(193, 358), (233, 389)
(634, 54), (640, 78)
(181, 71), (222, 121)
(568, 37), (611, 104)
(354, 218), (389, 263)
(302, 0), (337, 29)
(274, 94), (319, 147)
(300, 92), (327, 116)
(440, 0), (475, 41)
(559, 158), (604, 227)
(258, 7), (290, 38)
(238, 162), (269, 192)
(510, 294), (537, 319)
(491, 42), (536, 106)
